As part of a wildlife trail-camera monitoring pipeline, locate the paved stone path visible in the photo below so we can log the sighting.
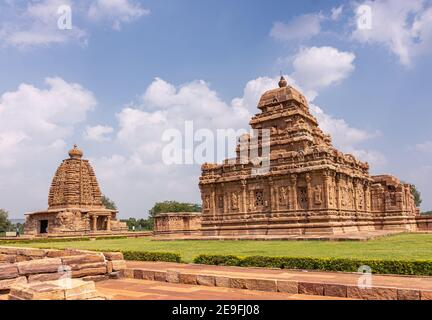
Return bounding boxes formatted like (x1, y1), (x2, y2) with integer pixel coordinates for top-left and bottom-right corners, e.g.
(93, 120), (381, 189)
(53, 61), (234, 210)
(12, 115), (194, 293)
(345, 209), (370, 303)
(95, 278), (341, 300)
(124, 261), (432, 300)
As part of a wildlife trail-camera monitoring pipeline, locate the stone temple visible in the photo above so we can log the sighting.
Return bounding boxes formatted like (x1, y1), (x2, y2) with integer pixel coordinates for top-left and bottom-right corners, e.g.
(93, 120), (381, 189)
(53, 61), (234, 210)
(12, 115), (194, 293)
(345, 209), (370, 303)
(155, 77), (430, 237)
(24, 145), (127, 236)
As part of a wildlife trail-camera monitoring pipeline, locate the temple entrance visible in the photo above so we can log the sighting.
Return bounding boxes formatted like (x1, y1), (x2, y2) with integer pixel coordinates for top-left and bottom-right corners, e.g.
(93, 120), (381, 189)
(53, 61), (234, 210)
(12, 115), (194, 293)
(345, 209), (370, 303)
(39, 220), (48, 234)
(96, 216), (107, 231)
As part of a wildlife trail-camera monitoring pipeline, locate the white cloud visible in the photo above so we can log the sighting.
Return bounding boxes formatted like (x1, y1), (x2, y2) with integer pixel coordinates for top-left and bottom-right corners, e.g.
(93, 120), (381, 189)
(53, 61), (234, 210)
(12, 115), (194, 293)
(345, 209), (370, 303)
(416, 140), (432, 152)
(291, 46), (355, 92)
(331, 5), (344, 21)
(88, 0), (150, 30)
(270, 13), (323, 42)
(310, 104), (385, 168)
(351, 0), (432, 66)
(84, 125), (114, 142)
(0, 77), (96, 217)
(0, 0), (87, 47)
(0, 0), (150, 47)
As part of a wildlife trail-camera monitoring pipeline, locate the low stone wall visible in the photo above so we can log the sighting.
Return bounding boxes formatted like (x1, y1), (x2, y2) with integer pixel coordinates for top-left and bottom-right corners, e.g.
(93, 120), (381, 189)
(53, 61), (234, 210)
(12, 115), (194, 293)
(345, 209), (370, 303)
(0, 246), (126, 293)
(154, 212), (202, 236)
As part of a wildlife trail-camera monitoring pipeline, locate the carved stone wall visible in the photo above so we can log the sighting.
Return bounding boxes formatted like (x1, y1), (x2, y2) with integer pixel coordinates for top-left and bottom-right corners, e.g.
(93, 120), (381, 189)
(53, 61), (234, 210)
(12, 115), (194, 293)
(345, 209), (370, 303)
(195, 78), (420, 236)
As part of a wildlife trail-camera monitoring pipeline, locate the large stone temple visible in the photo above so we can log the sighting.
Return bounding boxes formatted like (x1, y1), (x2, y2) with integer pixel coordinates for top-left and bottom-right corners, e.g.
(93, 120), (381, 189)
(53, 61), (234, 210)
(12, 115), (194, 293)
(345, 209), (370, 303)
(24, 145), (127, 236)
(155, 77), (430, 237)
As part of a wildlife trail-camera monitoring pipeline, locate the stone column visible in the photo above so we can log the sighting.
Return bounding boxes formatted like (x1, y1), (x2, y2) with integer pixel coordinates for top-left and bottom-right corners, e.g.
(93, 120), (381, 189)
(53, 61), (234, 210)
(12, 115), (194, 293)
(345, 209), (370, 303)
(323, 171), (330, 209)
(211, 187), (216, 216)
(335, 175), (341, 210)
(269, 178), (274, 212)
(306, 174), (312, 210)
(92, 215), (97, 231)
(107, 215), (111, 231)
(275, 186), (280, 211)
(290, 175), (297, 210)
(241, 180), (247, 213)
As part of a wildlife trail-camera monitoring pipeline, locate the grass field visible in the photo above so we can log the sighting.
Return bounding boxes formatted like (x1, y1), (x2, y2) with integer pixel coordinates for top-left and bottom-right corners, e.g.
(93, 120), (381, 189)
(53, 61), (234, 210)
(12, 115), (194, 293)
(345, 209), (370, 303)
(4, 233), (432, 262)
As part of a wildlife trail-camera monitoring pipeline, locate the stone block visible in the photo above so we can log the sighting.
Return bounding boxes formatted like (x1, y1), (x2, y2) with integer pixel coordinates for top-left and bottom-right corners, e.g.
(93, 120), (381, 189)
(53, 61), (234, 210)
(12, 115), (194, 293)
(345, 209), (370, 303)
(141, 270), (155, 281)
(71, 266), (107, 278)
(9, 279), (98, 300)
(166, 270), (180, 283)
(229, 277), (247, 289)
(44, 249), (69, 258)
(17, 248), (46, 259)
(0, 247), (19, 255)
(133, 269), (143, 279)
(277, 280), (298, 294)
(103, 252), (124, 261)
(0, 254), (15, 264)
(324, 284), (347, 298)
(179, 273), (197, 285)
(69, 262), (107, 271)
(196, 275), (215, 287)
(245, 279), (277, 292)
(420, 290), (432, 300)
(107, 261), (113, 273)
(0, 276), (27, 291)
(154, 271), (167, 282)
(347, 286), (398, 300)
(397, 289), (420, 300)
(108, 272), (121, 279)
(298, 282), (324, 296)
(111, 260), (126, 271)
(28, 272), (66, 283)
(122, 269), (134, 278)
(215, 276), (230, 288)
(17, 258), (62, 275)
(9, 282), (65, 300)
(0, 264), (19, 280)
(61, 254), (105, 266)
(81, 275), (109, 282)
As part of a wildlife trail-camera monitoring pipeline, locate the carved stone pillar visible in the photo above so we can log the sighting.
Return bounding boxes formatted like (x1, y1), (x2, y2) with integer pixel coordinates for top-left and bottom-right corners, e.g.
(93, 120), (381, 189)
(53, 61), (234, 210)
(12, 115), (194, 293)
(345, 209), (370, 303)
(290, 175), (297, 210)
(211, 187), (216, 216)
(249, 190), (255, 211)
(241, 180), (247, 213)
(335, 175), (341, 210)
(269, 178), (274, 212)
(306, 174), (312, 210)
(107, 215), (111, 231)
(323, 171), (330, 209)
(92, 215), (97, 231)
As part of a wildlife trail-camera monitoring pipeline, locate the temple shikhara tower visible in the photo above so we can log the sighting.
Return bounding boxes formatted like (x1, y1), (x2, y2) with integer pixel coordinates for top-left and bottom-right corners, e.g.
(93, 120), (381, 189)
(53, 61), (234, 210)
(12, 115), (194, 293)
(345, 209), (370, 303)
(156, 77), (426, 237)
(24, 145), (127, 236)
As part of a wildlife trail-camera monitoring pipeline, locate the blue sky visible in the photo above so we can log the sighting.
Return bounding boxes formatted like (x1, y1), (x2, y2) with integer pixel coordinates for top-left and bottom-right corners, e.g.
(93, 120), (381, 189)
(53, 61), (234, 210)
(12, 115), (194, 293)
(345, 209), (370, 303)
(1, 0), (432, 218)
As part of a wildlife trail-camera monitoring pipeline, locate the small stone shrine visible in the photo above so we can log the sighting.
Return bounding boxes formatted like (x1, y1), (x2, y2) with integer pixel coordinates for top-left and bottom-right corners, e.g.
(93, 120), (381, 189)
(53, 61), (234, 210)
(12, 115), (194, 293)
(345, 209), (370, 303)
(24, 145), (127, 236)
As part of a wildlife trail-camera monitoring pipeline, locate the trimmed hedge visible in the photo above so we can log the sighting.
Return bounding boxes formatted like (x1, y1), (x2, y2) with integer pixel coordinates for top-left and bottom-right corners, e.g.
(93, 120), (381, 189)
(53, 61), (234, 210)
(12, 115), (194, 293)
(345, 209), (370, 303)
(0, 235), (128, 245)
(121, 250), (181, 263)
(0, 237), (91, 245)
(193, 254), (432, 276)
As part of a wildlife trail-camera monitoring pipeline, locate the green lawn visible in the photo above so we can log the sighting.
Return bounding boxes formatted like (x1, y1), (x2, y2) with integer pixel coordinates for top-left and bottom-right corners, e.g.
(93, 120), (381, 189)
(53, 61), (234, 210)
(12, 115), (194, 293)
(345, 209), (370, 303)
(4, 233), (432, 262)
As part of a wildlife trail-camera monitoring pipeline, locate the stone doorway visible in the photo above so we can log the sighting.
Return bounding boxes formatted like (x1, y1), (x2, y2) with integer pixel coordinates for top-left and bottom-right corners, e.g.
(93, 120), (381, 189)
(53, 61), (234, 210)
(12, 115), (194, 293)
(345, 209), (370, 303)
(96, 216), (107, 231)
(39, 220), (48, 234)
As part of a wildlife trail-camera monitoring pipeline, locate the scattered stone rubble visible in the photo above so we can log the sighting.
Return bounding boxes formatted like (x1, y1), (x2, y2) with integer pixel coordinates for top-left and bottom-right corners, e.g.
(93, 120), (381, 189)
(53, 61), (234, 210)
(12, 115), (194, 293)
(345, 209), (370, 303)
(0, 246), (126, 300)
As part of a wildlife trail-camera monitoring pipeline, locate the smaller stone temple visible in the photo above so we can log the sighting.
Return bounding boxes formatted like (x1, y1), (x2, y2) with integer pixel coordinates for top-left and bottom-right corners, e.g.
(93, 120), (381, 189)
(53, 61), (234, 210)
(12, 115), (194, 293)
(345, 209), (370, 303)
(24, 145), (127, 236)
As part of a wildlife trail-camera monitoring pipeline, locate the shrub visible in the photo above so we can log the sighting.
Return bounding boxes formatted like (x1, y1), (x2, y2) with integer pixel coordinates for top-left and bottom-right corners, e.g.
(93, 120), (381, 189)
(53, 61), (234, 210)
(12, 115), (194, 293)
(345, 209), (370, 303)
(122, 250), (181, 263)
(193, 254), (432, 276)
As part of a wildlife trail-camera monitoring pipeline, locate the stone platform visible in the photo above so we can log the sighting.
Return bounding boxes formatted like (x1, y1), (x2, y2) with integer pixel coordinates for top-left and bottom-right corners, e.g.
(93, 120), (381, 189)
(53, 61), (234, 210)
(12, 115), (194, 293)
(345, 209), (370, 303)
(153, 229), (404, 241)
(123, 261), (432, 300)
(95, 278), (341, 300)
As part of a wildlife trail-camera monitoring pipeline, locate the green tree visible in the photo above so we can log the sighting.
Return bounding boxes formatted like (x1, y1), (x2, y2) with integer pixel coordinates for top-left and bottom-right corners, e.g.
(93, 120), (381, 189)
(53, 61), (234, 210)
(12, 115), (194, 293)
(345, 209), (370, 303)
(410, 185), (422, 207)
(148, 201), (201, 219)
(0, 209), (12, 232)
(101, 195), (117, 210)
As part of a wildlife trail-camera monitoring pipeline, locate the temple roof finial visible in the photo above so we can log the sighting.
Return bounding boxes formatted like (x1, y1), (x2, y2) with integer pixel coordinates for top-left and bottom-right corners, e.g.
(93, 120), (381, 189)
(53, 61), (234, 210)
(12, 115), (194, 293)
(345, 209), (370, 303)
(68, 144), (83, 159)
(278, 75), (287, 88)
